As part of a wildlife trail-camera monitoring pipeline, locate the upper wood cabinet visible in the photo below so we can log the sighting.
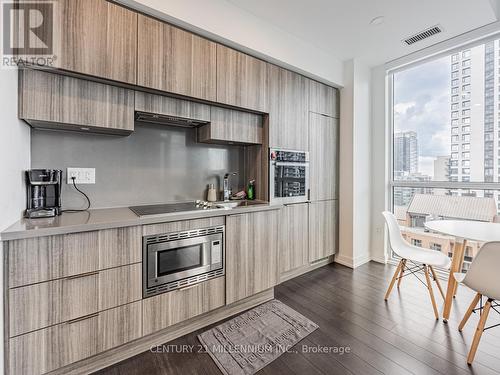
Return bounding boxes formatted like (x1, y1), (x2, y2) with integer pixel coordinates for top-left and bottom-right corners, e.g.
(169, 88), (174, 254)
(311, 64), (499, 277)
(309, 112), (338, 201)
(51, 0), (137, 84)
(18, 69), (134, 135)
(198, 107), (263, 145)
(137, 15), (217, 101)
(226, 210), (279, 304)
(216, 45), (268, 112)
(309, 200), (337, 262)
(309, 80), (339, 118)
(279, 203), (309, 276)
(135, 92), (211, 123)
(268, 64), (309, 151)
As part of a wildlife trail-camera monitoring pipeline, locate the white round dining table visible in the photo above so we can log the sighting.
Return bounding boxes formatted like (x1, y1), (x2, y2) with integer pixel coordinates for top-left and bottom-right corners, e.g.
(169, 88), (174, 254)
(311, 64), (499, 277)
(424, 220), (500, 322)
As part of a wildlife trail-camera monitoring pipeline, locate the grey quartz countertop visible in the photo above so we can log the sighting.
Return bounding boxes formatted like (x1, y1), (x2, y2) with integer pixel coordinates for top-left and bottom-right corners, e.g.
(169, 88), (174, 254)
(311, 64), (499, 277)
(0, 202), (282, 241)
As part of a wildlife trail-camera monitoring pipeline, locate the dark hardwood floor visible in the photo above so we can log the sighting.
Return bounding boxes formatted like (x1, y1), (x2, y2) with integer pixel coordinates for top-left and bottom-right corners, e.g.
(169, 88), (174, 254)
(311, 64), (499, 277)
(95, 262), (500, 375)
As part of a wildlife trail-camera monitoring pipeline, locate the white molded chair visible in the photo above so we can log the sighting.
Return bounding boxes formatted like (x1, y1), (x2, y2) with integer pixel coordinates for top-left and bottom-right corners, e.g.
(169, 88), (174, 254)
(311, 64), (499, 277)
(454, 241), (500, 365)
(382, 211), (451, 319)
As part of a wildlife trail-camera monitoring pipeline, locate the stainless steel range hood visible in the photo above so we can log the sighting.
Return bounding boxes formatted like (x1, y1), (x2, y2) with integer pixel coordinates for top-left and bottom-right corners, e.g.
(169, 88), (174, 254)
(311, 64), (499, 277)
(135, 111), (209, 128)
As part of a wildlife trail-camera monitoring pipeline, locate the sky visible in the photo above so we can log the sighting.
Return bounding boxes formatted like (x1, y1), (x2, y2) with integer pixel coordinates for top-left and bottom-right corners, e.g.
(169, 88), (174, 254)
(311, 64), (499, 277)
(393, 56), (451, 177)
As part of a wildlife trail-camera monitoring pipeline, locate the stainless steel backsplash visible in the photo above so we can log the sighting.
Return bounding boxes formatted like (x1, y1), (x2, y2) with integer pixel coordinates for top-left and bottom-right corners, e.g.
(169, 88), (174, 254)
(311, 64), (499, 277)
(31, 122), (245, 209)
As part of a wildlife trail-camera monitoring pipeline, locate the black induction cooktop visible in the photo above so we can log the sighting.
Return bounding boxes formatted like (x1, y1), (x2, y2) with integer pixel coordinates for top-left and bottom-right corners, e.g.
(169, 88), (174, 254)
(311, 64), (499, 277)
(129, 201), (221, 217)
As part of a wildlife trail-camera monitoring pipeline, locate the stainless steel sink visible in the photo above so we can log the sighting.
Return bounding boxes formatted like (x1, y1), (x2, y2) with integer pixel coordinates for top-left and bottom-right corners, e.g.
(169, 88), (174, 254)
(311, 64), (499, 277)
(215, 200), (266, 209)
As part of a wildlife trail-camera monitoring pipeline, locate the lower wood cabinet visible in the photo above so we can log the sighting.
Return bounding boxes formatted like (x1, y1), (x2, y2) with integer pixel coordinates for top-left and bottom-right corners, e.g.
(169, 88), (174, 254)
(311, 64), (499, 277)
(8, 226), (141, 288)
(279, 203), (309, 275)
(309, 200), (338, 262)
(9, 263), (141, 337)
(226, 210), (279, 304)
(142, 276), (225, 335)
(18, 69), (135, 135)
(9, 301), (142, 375)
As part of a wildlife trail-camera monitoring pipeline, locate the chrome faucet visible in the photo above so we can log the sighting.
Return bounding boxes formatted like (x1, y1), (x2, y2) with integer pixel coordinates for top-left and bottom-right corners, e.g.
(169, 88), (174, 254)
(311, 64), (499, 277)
(223, 172), (237, 201)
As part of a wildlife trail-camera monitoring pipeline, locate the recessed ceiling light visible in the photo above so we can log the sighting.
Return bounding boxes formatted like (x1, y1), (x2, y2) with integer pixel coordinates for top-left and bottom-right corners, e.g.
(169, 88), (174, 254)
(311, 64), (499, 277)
(370, 16), (385, 26)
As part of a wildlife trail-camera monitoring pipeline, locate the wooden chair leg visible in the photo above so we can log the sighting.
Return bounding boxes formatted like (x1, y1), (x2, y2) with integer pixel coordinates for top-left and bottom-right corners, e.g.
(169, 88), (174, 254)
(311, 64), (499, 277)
(397, 259), (407, 288)
(467, 299), (492, 365)
(384, 260), (403, 301)
(429, 266), (445, 300)
(424, 265), (439, 320)
(459, 293), (481, 332)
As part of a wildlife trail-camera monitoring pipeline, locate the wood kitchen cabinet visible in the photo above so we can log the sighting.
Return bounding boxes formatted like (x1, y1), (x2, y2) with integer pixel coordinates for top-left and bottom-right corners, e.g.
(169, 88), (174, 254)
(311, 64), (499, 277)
(268, 64), (309, 151)
(9, 301), (142, 375)
(309, 200), (337, 262)
(226, 210), (280, 304)
(137, 14), (217, 101)
(135, 92), (211, 123)
(309, 80), (339, 118)
(279, 203), (309, 276)
(216, 45), (268, 112)
(18, 69), (135, 135)
(142, 276), (225, 335)
(198, 106), (263, 145)
(309, 112), (338, 201)
(51, 0), (137, 84)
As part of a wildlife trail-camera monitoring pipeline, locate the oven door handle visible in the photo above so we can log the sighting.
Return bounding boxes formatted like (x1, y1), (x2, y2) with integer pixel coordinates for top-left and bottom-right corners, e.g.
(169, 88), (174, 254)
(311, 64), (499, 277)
(274, 162), (309, 167)
(202, 241), (211, 266)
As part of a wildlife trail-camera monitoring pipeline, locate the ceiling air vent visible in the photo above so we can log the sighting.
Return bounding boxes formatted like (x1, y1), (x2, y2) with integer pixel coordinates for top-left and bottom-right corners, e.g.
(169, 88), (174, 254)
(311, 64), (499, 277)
(403, 25), (442, 46)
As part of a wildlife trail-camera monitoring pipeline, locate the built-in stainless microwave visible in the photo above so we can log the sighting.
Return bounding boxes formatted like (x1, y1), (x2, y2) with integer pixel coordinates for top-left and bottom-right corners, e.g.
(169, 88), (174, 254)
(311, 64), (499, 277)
(269, 148), (310, 204)
(143, 226), (224, 298)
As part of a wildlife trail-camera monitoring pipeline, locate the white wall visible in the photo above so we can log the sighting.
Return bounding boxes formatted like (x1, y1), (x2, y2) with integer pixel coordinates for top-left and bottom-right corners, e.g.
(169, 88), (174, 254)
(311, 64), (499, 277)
(0, 68), (31, 371)
(118, 0), (344, 87)
(337, 59), (373, 268)
(369, 65), (390, 263)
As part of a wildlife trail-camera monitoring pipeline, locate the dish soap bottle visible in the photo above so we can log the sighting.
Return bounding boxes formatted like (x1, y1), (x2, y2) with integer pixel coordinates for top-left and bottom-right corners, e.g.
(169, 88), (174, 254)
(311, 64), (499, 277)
(247, 180), (256, 200)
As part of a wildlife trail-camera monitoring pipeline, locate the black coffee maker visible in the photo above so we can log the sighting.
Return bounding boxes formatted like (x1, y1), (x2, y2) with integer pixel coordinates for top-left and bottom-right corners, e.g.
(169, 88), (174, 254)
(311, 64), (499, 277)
(25, 169), (62, 218)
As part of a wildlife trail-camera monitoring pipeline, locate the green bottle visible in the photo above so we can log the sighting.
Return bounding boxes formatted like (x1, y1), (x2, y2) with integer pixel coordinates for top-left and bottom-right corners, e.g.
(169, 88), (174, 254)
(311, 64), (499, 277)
(247, 180), (256, 200)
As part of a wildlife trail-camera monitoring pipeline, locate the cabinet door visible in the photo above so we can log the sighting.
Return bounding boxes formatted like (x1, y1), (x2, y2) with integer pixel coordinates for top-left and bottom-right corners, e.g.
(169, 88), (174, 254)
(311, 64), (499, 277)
(268, 65), (309, 150)
(54, 0), (137, 84)
(309, 200), (337, 262)
(217, 45), (268, 112)
(309, 80), (339, 118)
(198, 106), (263, 145)
(226, 210), (279, 304)
(19, 69), (134, 135)
(309, 112), (338, 201)
(279, 204), (309, 275)
(137, 15), (216, 101)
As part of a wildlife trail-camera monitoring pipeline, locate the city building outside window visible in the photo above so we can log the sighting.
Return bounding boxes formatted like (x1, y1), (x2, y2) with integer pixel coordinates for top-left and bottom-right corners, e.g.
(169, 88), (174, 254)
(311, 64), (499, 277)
(391, 39), (500, 268)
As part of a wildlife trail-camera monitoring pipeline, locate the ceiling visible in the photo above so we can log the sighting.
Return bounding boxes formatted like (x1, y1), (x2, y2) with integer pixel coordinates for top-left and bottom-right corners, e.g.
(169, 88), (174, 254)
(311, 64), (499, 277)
(226, 0), (499, 66)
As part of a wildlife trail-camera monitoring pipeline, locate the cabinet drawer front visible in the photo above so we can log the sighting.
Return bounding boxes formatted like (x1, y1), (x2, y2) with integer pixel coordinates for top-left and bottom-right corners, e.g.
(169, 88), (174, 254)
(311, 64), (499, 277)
(9, 313), (99, 375)
(99, 264), (142, 311)
(142, 277), (225, 335)
(143, 216), (225, 236)
(135, 92), (211, 122)
(8, 231), (99, 288)
(9, 302), (141, 375)
(98, 301), (142, 352)
(98, 226), (142, 269)
(9, 272), (99, 338)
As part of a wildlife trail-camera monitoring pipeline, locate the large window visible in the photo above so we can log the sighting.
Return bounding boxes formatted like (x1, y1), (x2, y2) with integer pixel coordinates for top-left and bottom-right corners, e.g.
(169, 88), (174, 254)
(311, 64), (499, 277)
(391, 39), (500, 269)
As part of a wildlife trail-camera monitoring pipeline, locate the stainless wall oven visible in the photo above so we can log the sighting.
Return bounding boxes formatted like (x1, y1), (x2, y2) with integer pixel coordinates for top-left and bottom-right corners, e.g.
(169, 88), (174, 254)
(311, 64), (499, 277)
(269, 148), (310, 204)
(143, 225), (224, 297)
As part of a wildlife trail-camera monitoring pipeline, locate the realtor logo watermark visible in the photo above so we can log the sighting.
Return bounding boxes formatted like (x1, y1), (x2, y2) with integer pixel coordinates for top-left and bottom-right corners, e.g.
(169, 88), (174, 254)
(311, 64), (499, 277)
(1, 0), (56, 68)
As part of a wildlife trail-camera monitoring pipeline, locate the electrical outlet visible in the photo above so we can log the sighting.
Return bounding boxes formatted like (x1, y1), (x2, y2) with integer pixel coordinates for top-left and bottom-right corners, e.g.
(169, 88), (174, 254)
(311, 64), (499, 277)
(67, 168), (95, 184)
